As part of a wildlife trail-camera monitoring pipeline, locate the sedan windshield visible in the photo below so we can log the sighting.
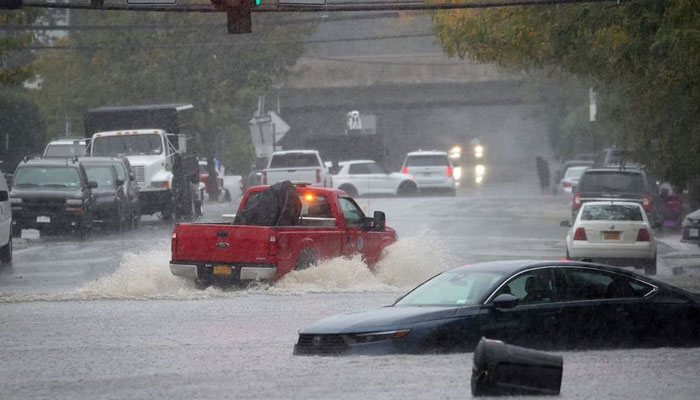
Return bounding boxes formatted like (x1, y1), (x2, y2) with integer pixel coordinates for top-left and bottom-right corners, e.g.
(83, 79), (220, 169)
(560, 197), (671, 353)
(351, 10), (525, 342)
(13, 166), (82, 189)
(396, 269), (504, 307)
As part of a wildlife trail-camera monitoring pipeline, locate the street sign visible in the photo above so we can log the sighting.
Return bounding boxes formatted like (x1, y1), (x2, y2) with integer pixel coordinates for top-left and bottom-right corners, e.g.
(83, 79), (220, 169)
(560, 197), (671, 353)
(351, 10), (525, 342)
(250, 114), (272, 125)
(127, 0), (177, 4)
(278, 0), (326, 5)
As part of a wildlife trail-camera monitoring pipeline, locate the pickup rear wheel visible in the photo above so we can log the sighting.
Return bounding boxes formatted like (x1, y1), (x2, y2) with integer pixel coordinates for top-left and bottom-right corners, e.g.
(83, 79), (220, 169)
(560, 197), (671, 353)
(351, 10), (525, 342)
(295, 249), (317, 271)
(338, 184), (358, 197)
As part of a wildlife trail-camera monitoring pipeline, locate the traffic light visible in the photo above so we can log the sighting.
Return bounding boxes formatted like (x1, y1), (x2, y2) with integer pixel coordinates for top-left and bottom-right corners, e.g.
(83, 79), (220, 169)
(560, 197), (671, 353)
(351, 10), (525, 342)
(0, 0), (22, 9)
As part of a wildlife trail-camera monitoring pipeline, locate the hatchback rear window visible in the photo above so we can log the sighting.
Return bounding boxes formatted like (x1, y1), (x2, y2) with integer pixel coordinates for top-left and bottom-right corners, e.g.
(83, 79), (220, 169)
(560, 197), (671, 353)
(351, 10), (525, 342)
(581, 204), (644, 221)
(269, 153), (320, 168)
(405, 155), (449, 167)
(579, 172), (644, 193)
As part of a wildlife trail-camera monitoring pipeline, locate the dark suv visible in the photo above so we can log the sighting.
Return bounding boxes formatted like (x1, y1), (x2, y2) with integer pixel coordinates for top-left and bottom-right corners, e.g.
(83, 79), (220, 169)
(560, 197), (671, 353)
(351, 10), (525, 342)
(572, 168), (663, 226)
(9, 158), (97, 237)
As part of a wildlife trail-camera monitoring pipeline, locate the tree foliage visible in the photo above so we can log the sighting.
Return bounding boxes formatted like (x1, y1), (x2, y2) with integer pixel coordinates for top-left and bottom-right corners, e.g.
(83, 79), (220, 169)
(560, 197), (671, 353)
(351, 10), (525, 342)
(432, 0), (700, 186)
(34, 9), (312, 173)
(0, 10), (42, 86)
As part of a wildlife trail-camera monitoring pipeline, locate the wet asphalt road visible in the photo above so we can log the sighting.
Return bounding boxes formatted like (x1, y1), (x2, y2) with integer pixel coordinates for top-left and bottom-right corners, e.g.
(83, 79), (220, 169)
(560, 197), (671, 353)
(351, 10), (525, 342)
(2, 179), (700, 399)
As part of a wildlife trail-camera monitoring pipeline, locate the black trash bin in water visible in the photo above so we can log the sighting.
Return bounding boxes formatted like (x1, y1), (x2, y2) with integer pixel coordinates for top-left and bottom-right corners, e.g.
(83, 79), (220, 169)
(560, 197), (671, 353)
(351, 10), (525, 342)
(471, 338), (563, 396)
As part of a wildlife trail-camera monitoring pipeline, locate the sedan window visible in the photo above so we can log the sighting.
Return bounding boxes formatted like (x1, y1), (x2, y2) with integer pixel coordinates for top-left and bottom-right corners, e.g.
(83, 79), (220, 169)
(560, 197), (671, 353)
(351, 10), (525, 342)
(348, 163), (369, 175)
(560, 268), (654, 301)
(581, 204), (644, 221)
(493, 269), (556, 304)
(396, 270), (504, 307)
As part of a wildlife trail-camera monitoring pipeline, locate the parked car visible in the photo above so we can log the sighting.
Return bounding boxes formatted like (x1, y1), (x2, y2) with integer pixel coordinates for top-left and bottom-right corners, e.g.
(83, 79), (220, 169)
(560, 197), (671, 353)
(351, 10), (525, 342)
(43, 138), (87, 158)
(80, 158), (132, 231)
(331, 160), (417, 197)
(170, 183), (396, 286)
(554, 160), (593, 186)
(681, 208), (700, 247)
(571, 167), (663, 226)
(401, 151), (456, 195)
(563, 201), (657, 275)
(294, 260), (700, 355)
(10, 158), (97, 237)
(557, 165), (588, 194)
(263, 150), (331, 188)
(0, 172), (12, 264)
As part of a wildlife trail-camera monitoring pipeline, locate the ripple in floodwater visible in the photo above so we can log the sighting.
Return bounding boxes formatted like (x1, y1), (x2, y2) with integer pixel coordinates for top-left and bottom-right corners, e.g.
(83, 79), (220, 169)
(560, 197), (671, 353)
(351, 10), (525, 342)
(0, 230), (458, 302)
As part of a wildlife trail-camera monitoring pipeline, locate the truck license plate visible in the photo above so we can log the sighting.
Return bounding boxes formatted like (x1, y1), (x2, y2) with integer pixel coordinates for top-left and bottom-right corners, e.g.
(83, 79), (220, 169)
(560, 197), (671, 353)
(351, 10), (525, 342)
(690, 228), (700, 238)
(37, 216), (51, 223)
(213, 265), (232, 275)
(603, 231), (621, 240)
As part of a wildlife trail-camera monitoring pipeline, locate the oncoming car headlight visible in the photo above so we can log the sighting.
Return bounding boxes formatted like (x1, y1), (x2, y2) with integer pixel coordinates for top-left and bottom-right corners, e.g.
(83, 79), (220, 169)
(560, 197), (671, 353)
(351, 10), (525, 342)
(351, 329), (411, 343)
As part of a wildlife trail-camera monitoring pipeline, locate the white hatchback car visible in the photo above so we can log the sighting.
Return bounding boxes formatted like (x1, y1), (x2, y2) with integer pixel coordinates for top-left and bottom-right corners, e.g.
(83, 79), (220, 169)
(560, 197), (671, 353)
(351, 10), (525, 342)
(331, 160), (417, 197)
(564, 201), (657, 275)
(401, 151), (456, 195)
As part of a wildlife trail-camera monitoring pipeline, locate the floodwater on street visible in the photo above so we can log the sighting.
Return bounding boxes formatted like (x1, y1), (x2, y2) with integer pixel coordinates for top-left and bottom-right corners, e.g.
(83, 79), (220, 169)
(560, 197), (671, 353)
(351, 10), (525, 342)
(2, 180), (700, 399)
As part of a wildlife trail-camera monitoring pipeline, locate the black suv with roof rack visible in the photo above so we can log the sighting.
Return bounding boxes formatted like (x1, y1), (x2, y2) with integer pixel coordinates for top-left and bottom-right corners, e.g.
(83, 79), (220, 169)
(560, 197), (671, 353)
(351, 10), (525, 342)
(9, 158), (97, 237)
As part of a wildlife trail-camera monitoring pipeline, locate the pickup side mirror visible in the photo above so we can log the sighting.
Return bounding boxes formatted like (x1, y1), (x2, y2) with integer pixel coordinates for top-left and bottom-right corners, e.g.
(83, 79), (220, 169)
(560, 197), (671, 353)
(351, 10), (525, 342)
(560, 220), (571, 228)
(492, 293), (519, 309)
(129, 172), (136, 182)
(0, 190), (8, 202)
(374, 211), (386, 231)
(116, 178), (125, 187)
(87, 181), (98, 189)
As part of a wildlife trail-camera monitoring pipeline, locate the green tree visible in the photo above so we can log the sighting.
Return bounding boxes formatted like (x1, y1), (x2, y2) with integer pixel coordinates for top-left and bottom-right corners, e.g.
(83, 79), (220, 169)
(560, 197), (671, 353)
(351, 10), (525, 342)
(34, 9), (312, 174)
(0, 89), (46, 172)
(432, 0), (700, 187)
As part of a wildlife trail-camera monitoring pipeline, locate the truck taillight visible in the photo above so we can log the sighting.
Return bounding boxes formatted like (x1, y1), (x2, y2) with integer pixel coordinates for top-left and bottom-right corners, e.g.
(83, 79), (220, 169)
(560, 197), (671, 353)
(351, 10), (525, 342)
(446, 166), (453, 178)
(171, 231), (177, 254)
(636, 228), (650, 242)
(573, 227), (587, 241)
(573, 193), (582, 210)
(402, 167), (408, 174)
(642, 195), (652, 212)
(316, 169), (322, 183)
(268, 235), (278, 256)
(562, 181), (572, 188)
(262, 171), (267, 185)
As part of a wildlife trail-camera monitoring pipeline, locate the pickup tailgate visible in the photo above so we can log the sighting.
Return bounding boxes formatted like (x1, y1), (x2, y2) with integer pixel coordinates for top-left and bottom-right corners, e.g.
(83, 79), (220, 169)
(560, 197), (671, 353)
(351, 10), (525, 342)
(266, 167), (320, 185)
(173, 223), (271, 263)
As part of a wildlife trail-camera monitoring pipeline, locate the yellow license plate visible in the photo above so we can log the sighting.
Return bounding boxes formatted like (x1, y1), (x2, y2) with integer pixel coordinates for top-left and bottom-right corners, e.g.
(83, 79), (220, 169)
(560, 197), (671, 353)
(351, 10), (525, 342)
(213, 265), (232, 275)
(603, 231), (621, 240)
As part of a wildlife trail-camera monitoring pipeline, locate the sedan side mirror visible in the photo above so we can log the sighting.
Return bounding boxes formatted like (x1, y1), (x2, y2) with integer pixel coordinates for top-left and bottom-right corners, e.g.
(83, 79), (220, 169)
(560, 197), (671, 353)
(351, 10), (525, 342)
(560, 220), (571, 228)
(374, 211), (386, 231)
(87, 181), (98, 189)
(492, 294), (519, 309)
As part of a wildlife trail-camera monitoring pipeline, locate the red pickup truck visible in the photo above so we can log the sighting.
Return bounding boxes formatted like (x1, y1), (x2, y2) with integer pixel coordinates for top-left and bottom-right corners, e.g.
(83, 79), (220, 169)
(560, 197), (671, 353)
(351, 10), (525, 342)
(170, 184), (397, 285)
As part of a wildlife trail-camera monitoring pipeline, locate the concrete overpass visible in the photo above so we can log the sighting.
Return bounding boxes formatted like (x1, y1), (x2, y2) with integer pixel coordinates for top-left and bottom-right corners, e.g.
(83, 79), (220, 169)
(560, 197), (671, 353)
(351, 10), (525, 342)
(268, 13), (549, 174)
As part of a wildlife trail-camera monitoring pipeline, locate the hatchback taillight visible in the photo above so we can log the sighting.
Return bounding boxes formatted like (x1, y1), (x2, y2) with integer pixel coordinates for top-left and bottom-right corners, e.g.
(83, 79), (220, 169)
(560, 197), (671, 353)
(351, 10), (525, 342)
(446, 165), (453, 178)
(402, 166), (409, 174)
(573, 227), (587, 241)
(637, 228), (650, 242)
(642, 195), (652, 212)
(316, 169), (322, 183)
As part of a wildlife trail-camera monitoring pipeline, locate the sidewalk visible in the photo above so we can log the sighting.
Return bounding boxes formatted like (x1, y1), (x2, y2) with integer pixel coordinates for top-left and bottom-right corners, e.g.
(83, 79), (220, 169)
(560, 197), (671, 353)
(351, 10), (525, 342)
(657, 233), (700, 274)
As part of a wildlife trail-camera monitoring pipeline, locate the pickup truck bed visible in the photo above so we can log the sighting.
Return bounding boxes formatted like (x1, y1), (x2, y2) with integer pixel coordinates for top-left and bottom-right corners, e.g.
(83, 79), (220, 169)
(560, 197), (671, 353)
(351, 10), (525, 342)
(170, 184), (396, 285)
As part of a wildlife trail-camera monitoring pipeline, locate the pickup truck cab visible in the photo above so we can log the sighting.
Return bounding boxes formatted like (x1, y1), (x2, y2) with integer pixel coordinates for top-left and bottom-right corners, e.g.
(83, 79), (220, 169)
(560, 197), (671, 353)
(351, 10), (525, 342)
(262, 150), (331, 188)
(170, 184), (396, 285)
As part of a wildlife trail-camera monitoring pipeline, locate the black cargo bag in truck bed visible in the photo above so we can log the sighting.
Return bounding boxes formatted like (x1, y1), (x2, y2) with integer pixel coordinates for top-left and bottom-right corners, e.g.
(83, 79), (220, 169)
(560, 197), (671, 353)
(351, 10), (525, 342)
(234, 181), (302, 226)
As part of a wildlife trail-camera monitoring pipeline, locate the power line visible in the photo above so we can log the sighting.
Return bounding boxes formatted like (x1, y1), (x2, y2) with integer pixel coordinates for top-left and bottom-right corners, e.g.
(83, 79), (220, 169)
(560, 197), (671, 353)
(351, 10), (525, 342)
(0, 11), (404, 31)
(22, 0), (626, 13)
(22, 32), (436, 50)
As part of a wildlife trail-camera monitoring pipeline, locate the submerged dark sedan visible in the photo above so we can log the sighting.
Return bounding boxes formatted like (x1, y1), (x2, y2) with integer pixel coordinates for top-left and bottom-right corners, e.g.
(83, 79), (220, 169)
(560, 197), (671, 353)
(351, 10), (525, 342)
(294, 260), (700, 355)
